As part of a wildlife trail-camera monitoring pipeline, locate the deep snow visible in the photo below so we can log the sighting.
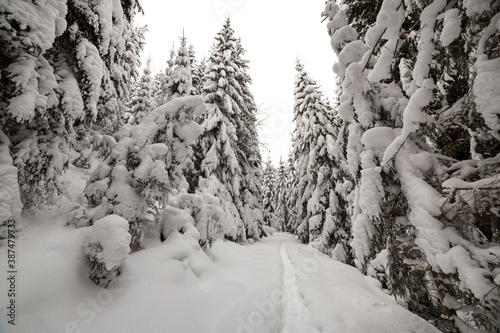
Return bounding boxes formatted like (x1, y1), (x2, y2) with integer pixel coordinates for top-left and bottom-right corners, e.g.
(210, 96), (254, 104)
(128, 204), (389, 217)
(0, 223), (440, 333)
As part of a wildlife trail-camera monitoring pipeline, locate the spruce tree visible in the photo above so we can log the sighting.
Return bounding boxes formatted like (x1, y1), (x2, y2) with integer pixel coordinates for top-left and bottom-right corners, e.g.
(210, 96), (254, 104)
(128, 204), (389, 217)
(285, 153), (298, 233)
(192, 57), (207, 96)
(188, 44), (202, 95)
(193, 18), (263, 240)
(262, 160), (277, 228)
(233, 38), (264, 238)
(194, 18), (246, 241)
(274, 157), (288, 231)
(290, 61), (342, 250)
(154, 45), (176, 107)
(76, 96), (205, 252)
(168, 32), (193, 99)
(128, 59), (155, 125)
(0, 0), (143, 210)
(323, 1), (500, 330)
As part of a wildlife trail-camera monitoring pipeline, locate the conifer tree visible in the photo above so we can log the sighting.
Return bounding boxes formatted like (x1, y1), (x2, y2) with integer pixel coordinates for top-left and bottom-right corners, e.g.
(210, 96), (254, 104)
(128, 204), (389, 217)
(0, 0), (143, 210)
(193, 18), (263, 240)
(168, 32), (193, 99)
(274, 157), (288, 231)
(194, 19), (246, 240)
(290, 61), (342, 249)
(233, 38), (264, 238)
(262, 160), (277, 228)
(128, 59), (155, 125)
(192, 57), (207, 96)
(285, 153), (298, 233)
(76, 96), (205, 252)
(155, 45), (176, 107)
(188, 44), (202, 95)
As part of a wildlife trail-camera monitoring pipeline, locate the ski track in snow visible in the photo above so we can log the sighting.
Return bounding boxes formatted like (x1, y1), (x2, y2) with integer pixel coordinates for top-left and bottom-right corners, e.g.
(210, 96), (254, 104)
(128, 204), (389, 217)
(279, 241), (319, 333)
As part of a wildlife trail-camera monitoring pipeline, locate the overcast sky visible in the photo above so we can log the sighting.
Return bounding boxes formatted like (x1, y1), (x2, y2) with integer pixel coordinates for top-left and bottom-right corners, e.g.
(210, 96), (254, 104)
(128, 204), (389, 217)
(137, 0), (336, 164)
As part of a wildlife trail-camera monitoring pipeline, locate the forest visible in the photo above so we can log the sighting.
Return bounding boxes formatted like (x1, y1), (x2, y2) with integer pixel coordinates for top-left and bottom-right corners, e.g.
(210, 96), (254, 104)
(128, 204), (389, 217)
(0, 0), (499, 332)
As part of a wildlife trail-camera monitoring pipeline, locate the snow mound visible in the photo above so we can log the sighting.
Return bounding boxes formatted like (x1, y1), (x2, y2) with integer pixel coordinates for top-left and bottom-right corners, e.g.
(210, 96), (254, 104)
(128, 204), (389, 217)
(160, 205), (196, 241)
(85, 215), (131, 287)
(262, 225), (276, 236)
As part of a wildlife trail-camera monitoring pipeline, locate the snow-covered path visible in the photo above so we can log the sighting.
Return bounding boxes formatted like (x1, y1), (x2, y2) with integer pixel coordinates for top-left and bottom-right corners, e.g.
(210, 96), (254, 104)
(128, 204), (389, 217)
(0, 227), (441, 333)
(279, 241), (318, 333)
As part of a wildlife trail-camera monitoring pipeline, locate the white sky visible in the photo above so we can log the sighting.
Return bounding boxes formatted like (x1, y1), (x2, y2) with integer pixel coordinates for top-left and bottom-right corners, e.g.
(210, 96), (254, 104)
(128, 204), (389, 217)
(137, 0), (336, 164)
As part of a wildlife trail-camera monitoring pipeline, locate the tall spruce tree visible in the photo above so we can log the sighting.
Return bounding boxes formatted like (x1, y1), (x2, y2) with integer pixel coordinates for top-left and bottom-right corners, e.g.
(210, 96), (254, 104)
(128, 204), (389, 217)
(192, 57), (207, 96)
(290, 61), (341, 250)
(262, 159), (277, 228)
(274, 157), (288, 231)
(128, 58), (155, 125)
(188, 44), (202, 96)
(192, 18), (263, 240)
(168, 32), (193, 99)
(193, 18), (245, 240)
(285, 153), (298, 233)
(233, 38), (264, 238)
(154, 44), (176, 107)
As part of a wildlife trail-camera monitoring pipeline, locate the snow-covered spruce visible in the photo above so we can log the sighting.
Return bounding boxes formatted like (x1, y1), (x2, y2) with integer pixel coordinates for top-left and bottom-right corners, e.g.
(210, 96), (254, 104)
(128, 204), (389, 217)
(127, 59), (155, 125)
(284, 153), (298, 233)
(191, 18), (263, 241)
(154, 32), (193, 107)
(262, 160), (277, 228)
(168, 32), (193, 100)
(84, 215), (131, 288)
(322, 0), (500, 330)
(0, 0), (143, 209)
(74, 96), (205, 252)
(154, 45), (176, 107)
(290, 61), (344, 254)
(274, 157), (288, 232)
(0, 131), (23, 239)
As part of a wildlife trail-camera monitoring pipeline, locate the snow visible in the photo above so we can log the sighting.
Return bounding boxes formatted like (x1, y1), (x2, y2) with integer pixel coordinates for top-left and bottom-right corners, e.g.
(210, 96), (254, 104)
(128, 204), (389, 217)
(473, 56), (500, 139)
(0, 224), (441, 333)
(367, 39), (397, 82)
(338, 41), (370, 67)
(361, 126), (401, 151)
(439, 8), (461, 47)
(175, 121), (203, 145)
(464, 0), (493, 15)
(0, 161), (441, 332)
(1, 0), (66, 53)
(343, 62), (371, 95)
(86, 215), (131, 271)
(442, 174), (499, 190)
(435, 245), (494, 300)
(351, 214), (376, 267)
(160, 205), (196, 240)
(330, 26), (359, 54)
(6, 56), (39, 122)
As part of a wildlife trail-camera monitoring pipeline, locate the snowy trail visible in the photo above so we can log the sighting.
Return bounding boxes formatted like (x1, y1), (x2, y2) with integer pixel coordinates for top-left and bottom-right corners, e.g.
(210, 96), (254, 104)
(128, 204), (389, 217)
(279, 241), (319, 333)
(2, 230), (441, 333)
